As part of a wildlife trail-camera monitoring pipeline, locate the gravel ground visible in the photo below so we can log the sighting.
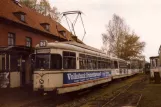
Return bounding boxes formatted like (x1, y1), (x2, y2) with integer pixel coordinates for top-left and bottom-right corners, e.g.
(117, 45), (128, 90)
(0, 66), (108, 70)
(58, 74), (147, 107)
(138, 77), (161, 107)
(0, 74), (146, 107)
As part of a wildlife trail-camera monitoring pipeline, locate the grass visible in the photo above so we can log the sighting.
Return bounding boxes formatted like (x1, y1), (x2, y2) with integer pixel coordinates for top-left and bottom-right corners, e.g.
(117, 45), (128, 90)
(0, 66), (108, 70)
(80, 74), (145, 107)
(139, 81), (161, 107)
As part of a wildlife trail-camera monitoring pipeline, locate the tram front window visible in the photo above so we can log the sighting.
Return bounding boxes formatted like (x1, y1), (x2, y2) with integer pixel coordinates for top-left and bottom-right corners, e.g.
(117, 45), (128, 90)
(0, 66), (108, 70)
(35, 54), (50, 69)
(50, 54), (62, 69)
(35, 54), (62, 70)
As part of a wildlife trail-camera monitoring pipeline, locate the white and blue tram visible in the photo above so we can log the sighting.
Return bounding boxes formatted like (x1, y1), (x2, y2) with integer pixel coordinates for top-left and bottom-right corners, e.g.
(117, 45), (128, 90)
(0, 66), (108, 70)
(33, 41), (136, 94)
(110, 57), (129, 79)
(33, 41), (112, 94)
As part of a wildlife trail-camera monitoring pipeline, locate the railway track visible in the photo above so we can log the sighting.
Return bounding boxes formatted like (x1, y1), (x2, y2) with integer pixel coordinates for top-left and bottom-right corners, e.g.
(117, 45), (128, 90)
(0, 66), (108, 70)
(77, 75), (147, 107)
(100, 76), (146, 107)
(20, 74), (147, 107)
(20, 88), (91, 107)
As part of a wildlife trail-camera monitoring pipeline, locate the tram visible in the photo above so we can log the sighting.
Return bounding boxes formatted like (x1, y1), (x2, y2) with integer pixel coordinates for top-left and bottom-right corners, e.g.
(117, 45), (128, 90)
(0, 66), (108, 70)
(111, 57), (129, 79)
(33, 41), (136, 94)
(130, 59), (141, 75)
(150, 56), (160, 78)
(33, 41), (112, 94)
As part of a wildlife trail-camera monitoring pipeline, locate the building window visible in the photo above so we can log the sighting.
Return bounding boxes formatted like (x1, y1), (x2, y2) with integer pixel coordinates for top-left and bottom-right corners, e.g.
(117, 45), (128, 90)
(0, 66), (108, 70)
(20, 14), (25, 22)
(45, 25), (49, 31)
(8, 33), (15, 46)
(59, 31), (66, 37)
(40, 23), (50, 31)
(13, 11), (26, 22)
(26, 37), (32, 47)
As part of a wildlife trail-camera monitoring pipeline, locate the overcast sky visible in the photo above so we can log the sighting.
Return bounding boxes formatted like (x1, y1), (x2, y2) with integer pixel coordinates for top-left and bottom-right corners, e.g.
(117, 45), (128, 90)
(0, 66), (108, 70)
(49, 0), (161, 61)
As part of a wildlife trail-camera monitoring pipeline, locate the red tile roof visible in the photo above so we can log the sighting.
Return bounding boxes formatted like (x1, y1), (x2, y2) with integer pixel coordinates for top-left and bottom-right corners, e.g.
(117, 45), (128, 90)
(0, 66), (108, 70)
(0, 0), (78, 41)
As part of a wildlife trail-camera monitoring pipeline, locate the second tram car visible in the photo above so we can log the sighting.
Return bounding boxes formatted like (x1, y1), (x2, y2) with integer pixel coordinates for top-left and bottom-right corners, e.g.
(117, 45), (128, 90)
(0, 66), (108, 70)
(111, 57), (129, 79)
(33, 41), (138, 94)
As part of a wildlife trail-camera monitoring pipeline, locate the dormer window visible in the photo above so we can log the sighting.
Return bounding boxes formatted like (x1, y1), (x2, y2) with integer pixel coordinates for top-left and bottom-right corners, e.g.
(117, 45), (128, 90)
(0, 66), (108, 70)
(45, 24), (49, 31)
(13, 11), (26, 22)
(40, 23), (50, 31)
(20, 14), (25, 22)
(59, 30), (66, 37)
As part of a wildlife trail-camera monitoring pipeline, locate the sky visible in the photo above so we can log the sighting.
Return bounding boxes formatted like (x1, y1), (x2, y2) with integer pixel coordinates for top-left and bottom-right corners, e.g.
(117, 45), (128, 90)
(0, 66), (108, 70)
(49, 0), (161, 61)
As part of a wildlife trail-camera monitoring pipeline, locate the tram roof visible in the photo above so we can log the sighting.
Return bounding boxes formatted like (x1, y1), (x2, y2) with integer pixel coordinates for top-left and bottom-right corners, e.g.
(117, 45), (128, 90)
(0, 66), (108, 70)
(35, 41), (129, 62)
(150, 56), (159, 59)
(110, 56), (127, 62)
(36, 41), (110, 58)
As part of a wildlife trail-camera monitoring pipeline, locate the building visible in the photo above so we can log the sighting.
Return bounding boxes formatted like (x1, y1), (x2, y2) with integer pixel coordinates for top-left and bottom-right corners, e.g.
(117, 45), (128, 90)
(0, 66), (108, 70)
(0, 0), (82, 88)
(150, 56), (160, 69)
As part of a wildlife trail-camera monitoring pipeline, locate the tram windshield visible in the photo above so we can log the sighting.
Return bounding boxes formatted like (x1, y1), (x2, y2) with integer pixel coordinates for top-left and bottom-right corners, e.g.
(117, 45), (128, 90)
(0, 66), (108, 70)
(35, 54), (50, 70)
(35, 54), (62, 70)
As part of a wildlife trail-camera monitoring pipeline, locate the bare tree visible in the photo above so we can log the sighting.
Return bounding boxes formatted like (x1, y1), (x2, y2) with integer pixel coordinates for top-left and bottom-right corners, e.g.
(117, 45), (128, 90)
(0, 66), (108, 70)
(49, 7), (60, 22)
(102, 14), (145, 60)
(19, 0), (37, 9)
(19, 0), (60, 22)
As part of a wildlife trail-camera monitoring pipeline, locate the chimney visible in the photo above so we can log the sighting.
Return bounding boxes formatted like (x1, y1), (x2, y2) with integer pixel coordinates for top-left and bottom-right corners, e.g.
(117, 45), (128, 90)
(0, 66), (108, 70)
(72, 36), (78, 42)
(13, 0), (22, 7)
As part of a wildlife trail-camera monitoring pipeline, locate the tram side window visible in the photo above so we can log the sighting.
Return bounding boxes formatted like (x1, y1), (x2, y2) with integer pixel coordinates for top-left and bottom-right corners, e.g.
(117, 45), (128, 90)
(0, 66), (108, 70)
(111, 61), (114, 69)
(92, 56), (97, 69)
(50, 54), (62, 69)
(114, 61), (118, 69)
(87, 55), (93, 69)
(79, 57), (85, 69)
(63, 51), (76, 69)
(0, 54), (5, 72)
(79, 54), (98, 69)
(128, 64), (131, 69)
(131, 63), (135, 69)
(98, 58), (106, 69)
(106, 59), (111, 68)
(98, 57), (101, 69)
(79, 54), (86, 69)
(79, 58), (83, 69)
(119, 62), (127, 68)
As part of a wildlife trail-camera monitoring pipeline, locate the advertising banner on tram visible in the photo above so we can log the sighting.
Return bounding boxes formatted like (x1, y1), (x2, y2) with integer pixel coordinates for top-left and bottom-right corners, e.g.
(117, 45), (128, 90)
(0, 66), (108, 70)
(63, 71), (111, 84)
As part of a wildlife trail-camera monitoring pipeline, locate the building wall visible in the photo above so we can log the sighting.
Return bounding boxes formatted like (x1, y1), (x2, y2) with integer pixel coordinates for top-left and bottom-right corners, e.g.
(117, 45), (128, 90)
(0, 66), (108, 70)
(0, 22), (61, 87)
(0, 23), (57, 47)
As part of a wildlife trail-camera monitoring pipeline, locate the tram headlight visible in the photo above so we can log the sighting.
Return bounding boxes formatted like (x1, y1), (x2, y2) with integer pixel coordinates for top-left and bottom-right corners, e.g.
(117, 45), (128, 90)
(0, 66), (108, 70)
(39, 79), (44, 84)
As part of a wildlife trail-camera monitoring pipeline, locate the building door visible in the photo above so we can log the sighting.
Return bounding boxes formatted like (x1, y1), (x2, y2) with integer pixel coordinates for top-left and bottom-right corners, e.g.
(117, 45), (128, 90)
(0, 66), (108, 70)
(21, 58), (26, 86)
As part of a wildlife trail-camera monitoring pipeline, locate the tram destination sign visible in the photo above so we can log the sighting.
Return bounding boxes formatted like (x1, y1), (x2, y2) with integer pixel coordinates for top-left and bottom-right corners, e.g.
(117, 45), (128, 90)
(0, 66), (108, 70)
(36, 49), (50, 53)
(63, 71), (111, 84)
